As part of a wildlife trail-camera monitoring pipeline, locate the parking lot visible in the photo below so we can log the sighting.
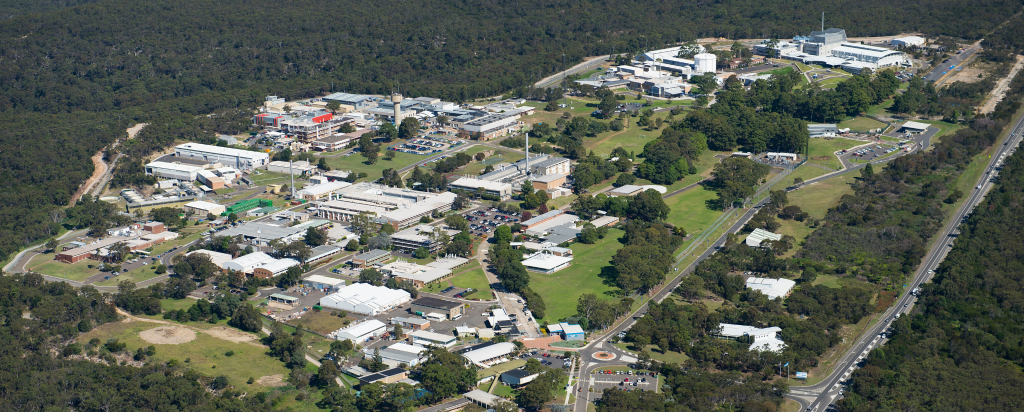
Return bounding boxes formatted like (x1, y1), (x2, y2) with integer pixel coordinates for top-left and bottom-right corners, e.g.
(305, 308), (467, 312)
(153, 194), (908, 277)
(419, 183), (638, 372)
(464, 207), (521, 237)
(587, 369), (659, 400)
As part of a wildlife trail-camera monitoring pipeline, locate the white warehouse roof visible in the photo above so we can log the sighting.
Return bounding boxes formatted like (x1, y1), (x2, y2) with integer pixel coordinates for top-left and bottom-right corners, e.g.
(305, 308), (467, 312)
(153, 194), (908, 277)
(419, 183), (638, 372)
(304, 274), (346, 286)
(186, 250), (233, 268)
(746, 228), (782, 247)
(462, 342), (516, 365)
(223, 252), (276, 273)
(297, 181), (352, 197)
(745, 277), (796, 300)
(332, 319), (387, 341)
(320, 283), (412, 315)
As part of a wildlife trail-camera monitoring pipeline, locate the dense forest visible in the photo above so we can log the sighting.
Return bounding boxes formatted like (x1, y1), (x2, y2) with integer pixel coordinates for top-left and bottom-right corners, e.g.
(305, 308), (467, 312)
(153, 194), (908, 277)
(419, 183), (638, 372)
(837, 144), (1024, 411)
(0, 0), (1019, 261)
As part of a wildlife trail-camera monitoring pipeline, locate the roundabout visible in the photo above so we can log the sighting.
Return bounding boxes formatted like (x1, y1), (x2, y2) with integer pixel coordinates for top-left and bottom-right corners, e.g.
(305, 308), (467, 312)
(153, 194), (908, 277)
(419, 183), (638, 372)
(591, 351), (616, 361)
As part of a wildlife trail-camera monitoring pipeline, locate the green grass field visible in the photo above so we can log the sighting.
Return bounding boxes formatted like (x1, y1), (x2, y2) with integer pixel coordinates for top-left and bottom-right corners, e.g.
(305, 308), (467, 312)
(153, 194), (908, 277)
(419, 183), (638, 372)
(530, 229), (626, 324)
(248, 170), (296, 186)
(289, 309), (351, 335)
(26, 252), (100, 281)
(78, 320), (290, 388)
(447, 265), (493, 295)
(787, 172), (858, 219)
(865, 99), (895, 117)
(917, 120), (965, 145)
(780, 164), (829, 187)
(664, 186), (723, 238)
(460, 149), (525, 176)
(478, 359), (527, 379)
(762, 66), (795, 76)
(612, 342), (690, 364)
(318, 147), (423, 181)
(838, 117), (887, 132)
(806, 137), (864, 169)
(774, 218), (815, 258)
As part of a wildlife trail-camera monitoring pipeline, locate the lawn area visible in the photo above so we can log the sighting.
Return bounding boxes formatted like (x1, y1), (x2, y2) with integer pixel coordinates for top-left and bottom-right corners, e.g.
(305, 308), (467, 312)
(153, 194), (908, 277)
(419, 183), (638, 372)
(838, 116), (887, 132)
(27, 252), (99, 281)
(585, 117), (664, 158)
(787, 172), (857, 219)
(664, 186), (722, 239)
(529, 229), (626, 324)
(780, 164), (829, 187)
(478, 359), (527, 380)
(774, 218), (815, 258)
(612, 342), (690, 364)
(493, 382), (516, 398)
(762, 66), (795, 76)
(806, 137), (864, 169)
(460, 149), (525, 176)
(811, 275), (842, 288)
(213, 187), (236, 196)
(78, 320), (290, 388)
(318, 148), (423, 181)
(444, 266), (491, 295)
(865, 98), (895, 117)
(917, 120), (965, 145)
(289, 309), (351, 335)
(816, 76), (849, 89)
(248, 170), (295, 186)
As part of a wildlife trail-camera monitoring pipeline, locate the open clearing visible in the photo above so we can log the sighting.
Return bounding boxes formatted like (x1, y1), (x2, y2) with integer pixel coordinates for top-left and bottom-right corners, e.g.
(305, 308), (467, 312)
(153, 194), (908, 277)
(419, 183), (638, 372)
(838, 117), (886, 132)
(787, 172), (858, 219)
(140, 326), (197, 344)
(530, 229), (625, 324)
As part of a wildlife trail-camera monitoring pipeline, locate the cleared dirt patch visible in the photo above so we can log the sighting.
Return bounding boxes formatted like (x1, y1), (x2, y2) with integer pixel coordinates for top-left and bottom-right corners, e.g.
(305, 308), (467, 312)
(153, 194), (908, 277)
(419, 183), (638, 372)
(256, 374), (287, 387)
(204, 326), (260, 344)
(140, 326), (197, 345)
(126, 123), (149, 139)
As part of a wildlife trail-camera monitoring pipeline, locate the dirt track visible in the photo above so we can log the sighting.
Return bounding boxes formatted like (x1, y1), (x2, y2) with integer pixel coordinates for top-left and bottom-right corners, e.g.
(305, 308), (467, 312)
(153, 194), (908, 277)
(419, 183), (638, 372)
(69, 151), (107, 205)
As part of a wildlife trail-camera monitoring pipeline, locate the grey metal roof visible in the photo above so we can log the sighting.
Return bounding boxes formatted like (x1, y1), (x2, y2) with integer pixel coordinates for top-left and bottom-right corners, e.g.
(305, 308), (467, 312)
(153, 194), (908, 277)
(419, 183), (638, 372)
(542, 223), (581, 244)
(323, 92), (371, 104)
(355, 249), (391, 261)
(219, 222), (305, 240)
(411, 297), (461, 310)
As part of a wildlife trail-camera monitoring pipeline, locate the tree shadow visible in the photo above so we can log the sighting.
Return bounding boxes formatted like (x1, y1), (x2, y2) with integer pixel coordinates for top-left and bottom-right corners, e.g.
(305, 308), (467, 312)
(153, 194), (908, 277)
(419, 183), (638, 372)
(598, 265), (620, 292)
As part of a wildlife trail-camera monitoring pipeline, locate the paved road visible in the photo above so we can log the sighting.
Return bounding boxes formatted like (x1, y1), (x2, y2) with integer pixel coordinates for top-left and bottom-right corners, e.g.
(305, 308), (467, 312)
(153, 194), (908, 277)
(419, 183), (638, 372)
(789, 109), (1024, 412)
(535, 55), (610, 89)
(922, 42), (980, 83)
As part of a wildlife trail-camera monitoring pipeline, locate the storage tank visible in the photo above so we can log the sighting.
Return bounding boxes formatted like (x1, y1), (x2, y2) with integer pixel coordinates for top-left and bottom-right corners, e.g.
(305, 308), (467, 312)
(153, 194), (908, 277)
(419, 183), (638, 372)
(694, 53), (717, 75)
(391, 93), (403, 124)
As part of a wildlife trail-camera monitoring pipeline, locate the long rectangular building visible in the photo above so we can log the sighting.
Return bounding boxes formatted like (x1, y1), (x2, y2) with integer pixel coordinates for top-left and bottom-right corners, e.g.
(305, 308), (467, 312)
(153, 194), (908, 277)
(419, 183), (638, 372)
(174, 143), (270, 171)
(449, 177), (512, 200)
(314, 183), (456, 229)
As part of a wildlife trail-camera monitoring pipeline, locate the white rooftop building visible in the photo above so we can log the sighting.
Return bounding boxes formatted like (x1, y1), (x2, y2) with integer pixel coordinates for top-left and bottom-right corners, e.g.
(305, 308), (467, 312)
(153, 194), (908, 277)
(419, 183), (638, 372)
(718, 323), (786, 352)
(331, 319), (387, 343)
(186, 250), (234, 269)
(296, 181), (353, 201)
(891, 36), (926, 47)
(461, 342), (516, 367)
(319, 283), (412, 315)
(745, 277), (797, 300)
(746, 228), (782, 247)
(174, 143), (270, 171)
(520, 250), (573, 274)
(145, 161), (206, 181)
(222, 252), (276, 274)
(408, 330), (458, 348)
(449, 177), (513, 200)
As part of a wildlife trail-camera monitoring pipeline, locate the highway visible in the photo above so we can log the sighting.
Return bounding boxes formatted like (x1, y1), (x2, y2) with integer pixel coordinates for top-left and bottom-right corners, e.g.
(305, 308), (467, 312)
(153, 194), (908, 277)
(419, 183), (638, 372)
(789, 112), (1024, 412)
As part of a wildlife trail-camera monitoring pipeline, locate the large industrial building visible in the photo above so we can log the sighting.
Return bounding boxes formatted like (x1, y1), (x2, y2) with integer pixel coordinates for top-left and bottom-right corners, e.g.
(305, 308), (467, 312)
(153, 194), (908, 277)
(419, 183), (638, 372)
(319, 283), (412, 315)
(174, 143), (270, 171)
(755, 28), (908, 70)
(459, 113), (519, 140)
(717, 323), (786, 352)
(448, 177), (512, 200)
(314, 183), (456, 229)
(144, 161), (205, 181)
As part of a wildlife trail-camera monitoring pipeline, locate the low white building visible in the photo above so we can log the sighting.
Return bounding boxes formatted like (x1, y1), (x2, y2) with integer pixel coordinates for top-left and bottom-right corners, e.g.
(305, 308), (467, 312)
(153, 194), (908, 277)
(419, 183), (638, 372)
(185, 250), (233, 269)
(449, 177), (513, 200)
(145, 161), (205, 181)
(331, 319), (387, 343)
(296, 181), (353, 201)
(746, 277), (797, 300)
(267, 160), (317, 176)
(408, 330), (458, 348)
(891, 36), (925, 47)
(718, 323), (786, 352)
(520, 250), (573, 274)
(184, 200), (226, 216)
(461, 342), (516, 367)
(746, 228), (782, 247)
(302, 274), (346, 292)
(319, 283), (411, 315)
(222, 252), (277, 274)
